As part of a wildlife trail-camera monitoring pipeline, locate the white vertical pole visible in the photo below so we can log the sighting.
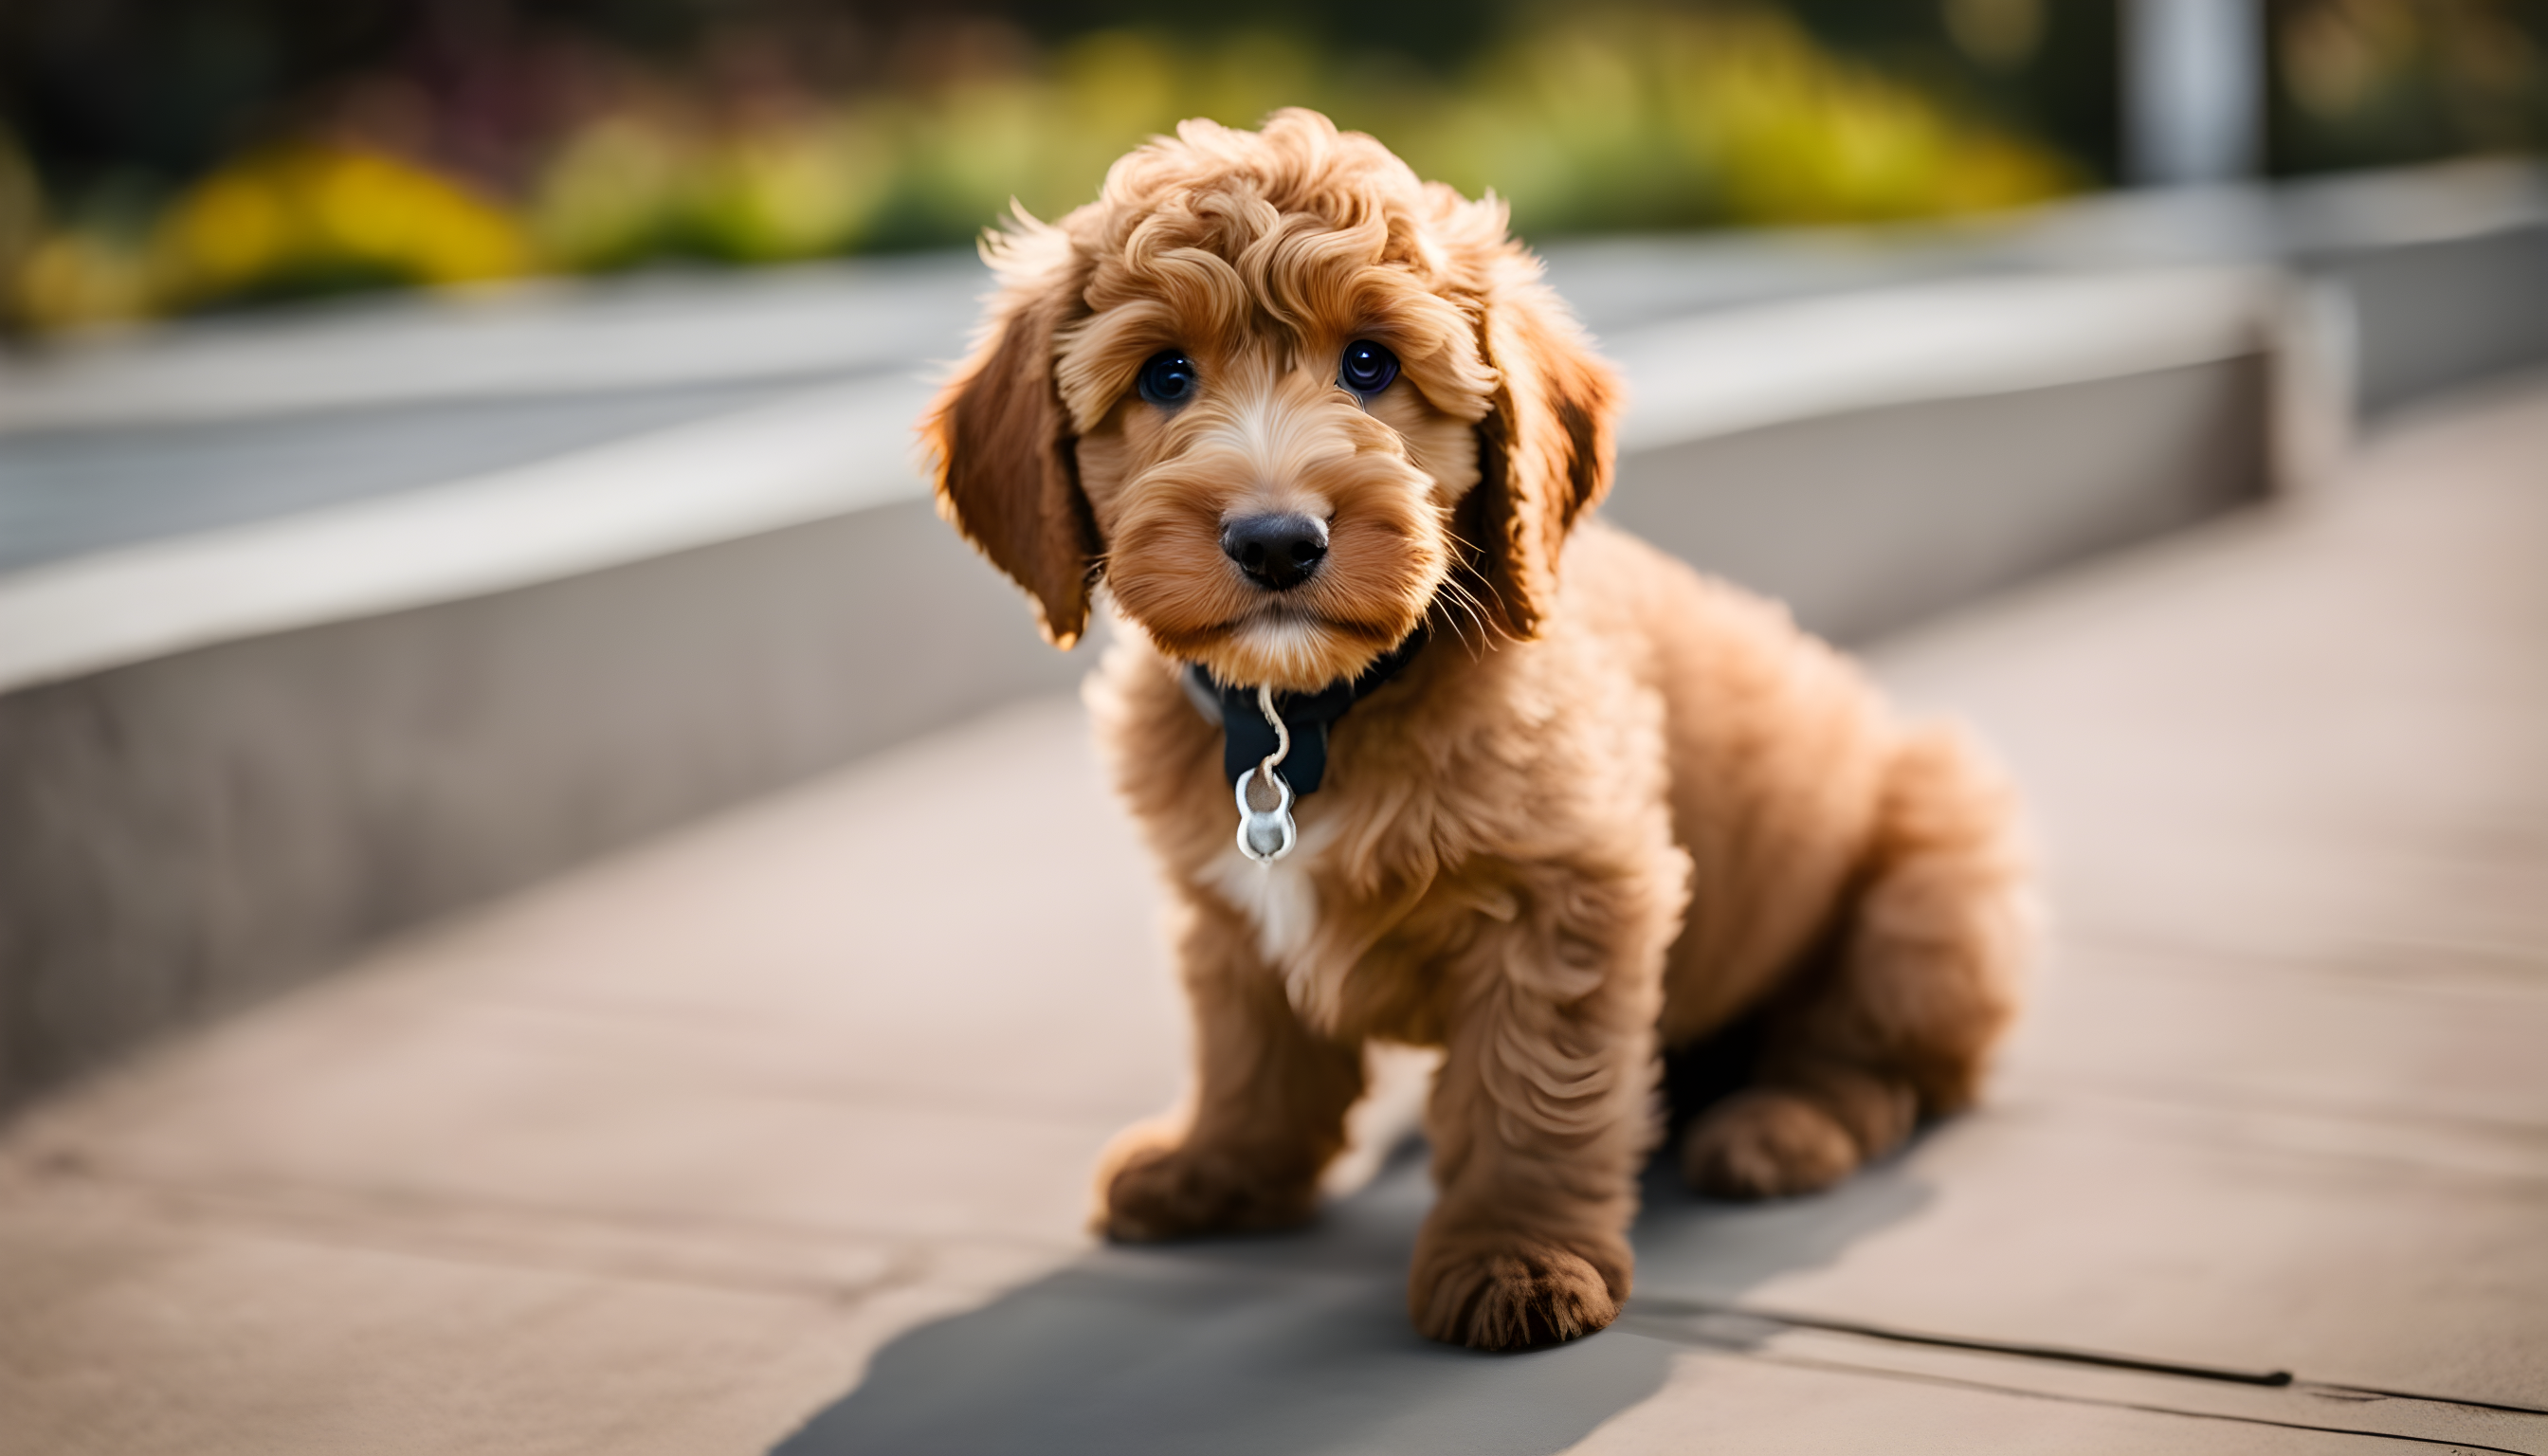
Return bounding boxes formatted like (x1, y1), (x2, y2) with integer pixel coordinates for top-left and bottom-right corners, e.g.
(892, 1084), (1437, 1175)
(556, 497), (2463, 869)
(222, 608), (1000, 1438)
(2124, 0), (2266, 186)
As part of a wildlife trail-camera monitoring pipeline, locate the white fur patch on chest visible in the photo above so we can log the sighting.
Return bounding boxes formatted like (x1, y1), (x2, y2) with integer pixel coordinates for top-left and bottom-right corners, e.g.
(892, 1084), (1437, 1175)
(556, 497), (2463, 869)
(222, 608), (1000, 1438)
(1200, 820), (1331, 1007)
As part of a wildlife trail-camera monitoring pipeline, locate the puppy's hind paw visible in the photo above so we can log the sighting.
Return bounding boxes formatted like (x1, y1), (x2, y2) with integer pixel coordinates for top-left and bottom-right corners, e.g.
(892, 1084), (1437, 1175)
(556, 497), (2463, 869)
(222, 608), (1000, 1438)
(1410, 1242), (1621, 1352)
(1098, 1140), (1317, 1243)
(1681, 1088), (1862, 1200)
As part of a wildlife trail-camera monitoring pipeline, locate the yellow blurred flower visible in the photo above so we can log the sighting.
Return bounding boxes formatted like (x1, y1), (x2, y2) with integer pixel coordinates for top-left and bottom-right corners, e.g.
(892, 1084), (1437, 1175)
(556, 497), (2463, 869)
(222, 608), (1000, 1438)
(15, 231), (157, 332)
(1372, 8), (2072, 237)
(693, 115), (892, 261)
(154, 145), (529, 307)
(533, 114), (694, 269)
(153, 169), (286, 296)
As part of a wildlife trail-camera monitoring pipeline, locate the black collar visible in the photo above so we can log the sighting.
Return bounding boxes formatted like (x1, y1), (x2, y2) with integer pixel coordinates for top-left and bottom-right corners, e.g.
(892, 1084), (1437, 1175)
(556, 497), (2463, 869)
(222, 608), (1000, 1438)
(1182, 630), (1428, 796)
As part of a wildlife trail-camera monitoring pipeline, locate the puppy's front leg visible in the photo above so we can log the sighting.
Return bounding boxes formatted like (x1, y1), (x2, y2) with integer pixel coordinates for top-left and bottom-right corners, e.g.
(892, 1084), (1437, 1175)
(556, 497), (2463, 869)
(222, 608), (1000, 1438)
(1099, 897), (1364, 1242)
(1410, 877), (1662, 1351)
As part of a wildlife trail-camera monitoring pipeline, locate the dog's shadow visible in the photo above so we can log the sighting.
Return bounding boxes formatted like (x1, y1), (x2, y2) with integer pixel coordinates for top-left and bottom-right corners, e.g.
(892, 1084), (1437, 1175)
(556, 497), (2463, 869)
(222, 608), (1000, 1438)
(773, 1128), (1934, 1455)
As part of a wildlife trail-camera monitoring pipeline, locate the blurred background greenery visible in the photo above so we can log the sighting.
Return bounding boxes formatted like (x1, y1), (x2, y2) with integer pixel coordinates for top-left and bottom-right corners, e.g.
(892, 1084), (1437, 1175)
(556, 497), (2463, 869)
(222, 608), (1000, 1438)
(0, 0), (2539, 336)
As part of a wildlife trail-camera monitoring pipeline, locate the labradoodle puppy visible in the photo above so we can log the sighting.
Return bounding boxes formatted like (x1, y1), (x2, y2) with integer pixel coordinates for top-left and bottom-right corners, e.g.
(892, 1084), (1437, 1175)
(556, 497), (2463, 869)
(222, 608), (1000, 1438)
(923, 109), (2030, 1351)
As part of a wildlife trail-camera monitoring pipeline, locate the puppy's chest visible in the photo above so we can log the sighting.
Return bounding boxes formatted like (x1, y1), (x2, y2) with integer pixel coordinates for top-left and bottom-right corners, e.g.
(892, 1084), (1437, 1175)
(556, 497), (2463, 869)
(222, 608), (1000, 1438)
(1199, 826), (1333, 984)
(1194, 793), (1423, 1026)
(1192, 776), (1489, 1036)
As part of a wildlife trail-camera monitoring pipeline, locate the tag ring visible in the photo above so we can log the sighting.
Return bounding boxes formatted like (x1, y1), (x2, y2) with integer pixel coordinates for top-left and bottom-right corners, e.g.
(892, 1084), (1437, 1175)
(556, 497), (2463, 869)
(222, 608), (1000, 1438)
(1234, 767), (1298, 862)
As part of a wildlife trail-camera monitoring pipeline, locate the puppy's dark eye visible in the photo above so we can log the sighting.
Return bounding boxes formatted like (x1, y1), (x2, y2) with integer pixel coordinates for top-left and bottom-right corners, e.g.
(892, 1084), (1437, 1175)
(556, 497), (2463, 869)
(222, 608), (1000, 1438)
(1338, 339), (1399, 398)
(1138, 350), (1198, 408)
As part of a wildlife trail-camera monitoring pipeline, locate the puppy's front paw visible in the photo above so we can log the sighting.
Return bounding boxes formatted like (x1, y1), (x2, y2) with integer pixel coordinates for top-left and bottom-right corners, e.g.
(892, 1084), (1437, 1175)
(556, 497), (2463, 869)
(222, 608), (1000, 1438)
(1098, 1138), (1317, 1242)
(1681, 1088), (1861, 1199)
(1409, 1240), (1623, 1351)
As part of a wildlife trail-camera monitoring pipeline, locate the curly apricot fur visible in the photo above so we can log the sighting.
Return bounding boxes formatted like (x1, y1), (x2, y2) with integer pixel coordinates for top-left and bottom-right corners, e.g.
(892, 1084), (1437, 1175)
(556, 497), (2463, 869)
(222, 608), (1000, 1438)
(926, 110), (2033, 1352)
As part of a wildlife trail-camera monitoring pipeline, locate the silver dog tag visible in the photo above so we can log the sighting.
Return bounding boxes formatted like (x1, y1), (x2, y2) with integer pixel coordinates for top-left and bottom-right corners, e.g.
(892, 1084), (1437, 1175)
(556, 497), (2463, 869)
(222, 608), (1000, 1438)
(1234, 767), (1298, 862)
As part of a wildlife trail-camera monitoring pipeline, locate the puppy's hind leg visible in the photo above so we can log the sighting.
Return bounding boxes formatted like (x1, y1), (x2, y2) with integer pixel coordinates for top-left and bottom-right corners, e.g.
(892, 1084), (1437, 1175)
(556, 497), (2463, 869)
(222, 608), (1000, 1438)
(1684, 724), (2031, 1199)
(1099, 898), (1364, 1241)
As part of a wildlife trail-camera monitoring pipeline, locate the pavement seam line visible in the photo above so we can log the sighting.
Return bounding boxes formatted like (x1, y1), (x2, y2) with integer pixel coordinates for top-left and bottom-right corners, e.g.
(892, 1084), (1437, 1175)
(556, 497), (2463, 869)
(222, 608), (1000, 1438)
(1623, 1322), (2542, 1455)
(1633, 1299), (2548, 1418)
(1629, 1297), (2296, 1386)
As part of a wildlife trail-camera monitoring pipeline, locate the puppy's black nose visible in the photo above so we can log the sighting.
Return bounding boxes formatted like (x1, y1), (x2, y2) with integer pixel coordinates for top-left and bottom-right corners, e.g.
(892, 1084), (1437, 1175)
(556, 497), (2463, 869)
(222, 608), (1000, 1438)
(1221, 513), (1329, 592)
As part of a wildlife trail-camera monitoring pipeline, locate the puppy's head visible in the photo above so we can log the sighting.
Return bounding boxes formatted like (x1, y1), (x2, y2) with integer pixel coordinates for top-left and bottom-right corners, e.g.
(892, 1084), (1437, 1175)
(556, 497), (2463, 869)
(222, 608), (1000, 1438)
(925, 108), (1617, 691)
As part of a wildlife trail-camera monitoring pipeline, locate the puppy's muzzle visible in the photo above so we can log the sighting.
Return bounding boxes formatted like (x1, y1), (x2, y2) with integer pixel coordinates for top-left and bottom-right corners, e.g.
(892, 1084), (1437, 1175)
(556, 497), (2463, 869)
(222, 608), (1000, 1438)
(1221, 513), (1329, 592)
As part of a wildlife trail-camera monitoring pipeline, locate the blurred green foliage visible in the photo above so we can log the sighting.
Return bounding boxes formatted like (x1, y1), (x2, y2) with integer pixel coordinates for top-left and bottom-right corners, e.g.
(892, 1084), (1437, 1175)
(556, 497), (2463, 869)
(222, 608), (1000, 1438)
(0, 2), (2103, 333)
(0, 0), (2535, 336)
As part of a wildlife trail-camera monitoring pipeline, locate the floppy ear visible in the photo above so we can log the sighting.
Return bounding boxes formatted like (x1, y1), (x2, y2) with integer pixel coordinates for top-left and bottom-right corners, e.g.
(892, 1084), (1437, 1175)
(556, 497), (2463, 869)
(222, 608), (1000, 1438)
(1465, 263), (1622, 639)
(922, 247), (1100, 648)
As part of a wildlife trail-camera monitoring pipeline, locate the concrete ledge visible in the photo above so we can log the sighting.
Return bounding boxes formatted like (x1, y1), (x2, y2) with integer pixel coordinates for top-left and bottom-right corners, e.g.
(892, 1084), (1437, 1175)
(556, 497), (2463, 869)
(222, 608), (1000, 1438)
(2316, 220), (2548, 417)
(1611, 356), (2268, 642)
(0, 499), (1090, 1106)
(0, 373), (939, 694)
(0, 252), (991, 433)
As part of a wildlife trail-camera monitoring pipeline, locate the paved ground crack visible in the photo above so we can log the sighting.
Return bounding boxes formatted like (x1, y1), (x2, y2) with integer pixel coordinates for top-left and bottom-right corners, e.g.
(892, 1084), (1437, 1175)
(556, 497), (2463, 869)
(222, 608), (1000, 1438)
(1623, 1315), (2540, 1454)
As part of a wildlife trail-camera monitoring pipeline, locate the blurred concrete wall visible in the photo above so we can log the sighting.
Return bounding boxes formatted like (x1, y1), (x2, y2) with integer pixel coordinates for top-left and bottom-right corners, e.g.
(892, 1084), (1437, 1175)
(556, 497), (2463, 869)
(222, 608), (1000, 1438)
(0, 502), (1089, 1105)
